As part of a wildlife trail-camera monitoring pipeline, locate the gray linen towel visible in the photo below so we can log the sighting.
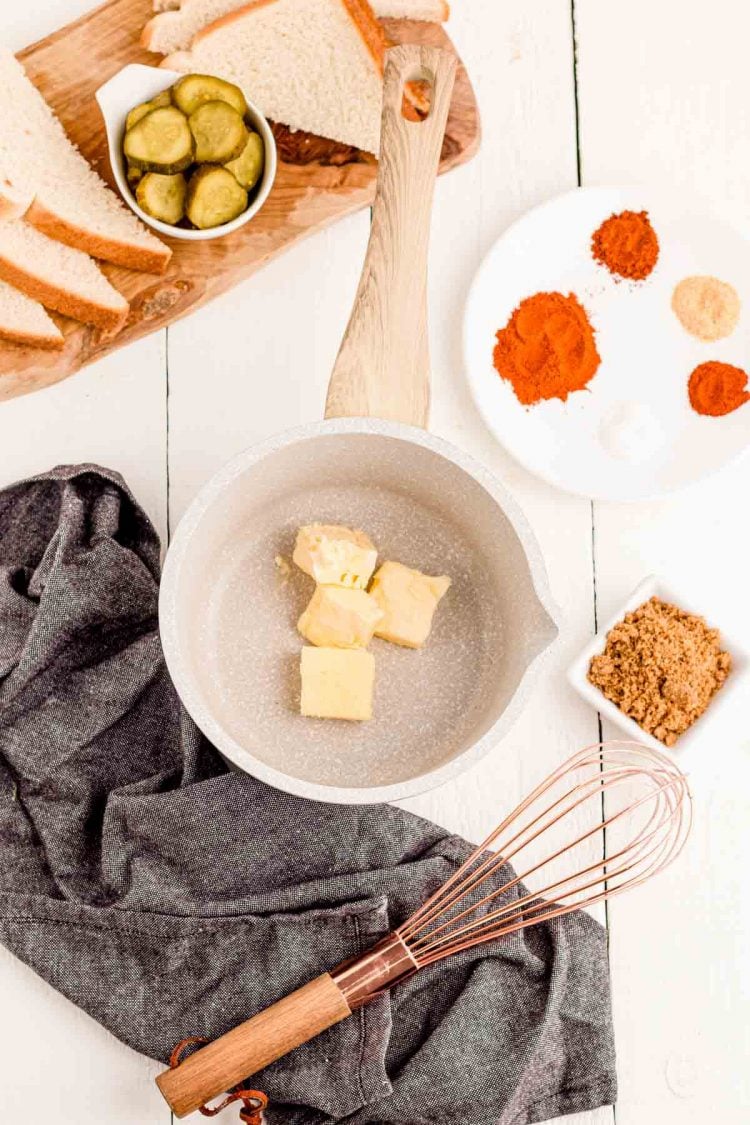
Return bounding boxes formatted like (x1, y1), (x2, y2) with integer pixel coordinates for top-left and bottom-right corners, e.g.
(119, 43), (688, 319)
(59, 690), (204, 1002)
(0, 466), (616, 1124)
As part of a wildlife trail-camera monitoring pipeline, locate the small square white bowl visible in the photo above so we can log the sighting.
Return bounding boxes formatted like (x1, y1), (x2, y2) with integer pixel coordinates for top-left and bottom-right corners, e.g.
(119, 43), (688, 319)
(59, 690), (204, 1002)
(568, 575), (750, 769)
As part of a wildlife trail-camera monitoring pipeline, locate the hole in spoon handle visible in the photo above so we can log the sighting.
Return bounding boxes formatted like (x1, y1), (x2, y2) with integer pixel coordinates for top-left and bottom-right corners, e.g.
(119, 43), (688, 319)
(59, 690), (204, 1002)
(325, 45), (458, 427)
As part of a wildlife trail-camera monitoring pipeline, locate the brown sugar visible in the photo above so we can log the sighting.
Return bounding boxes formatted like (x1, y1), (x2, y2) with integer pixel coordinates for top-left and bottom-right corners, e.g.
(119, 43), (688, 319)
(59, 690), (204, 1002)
(588, 596), (731, 746)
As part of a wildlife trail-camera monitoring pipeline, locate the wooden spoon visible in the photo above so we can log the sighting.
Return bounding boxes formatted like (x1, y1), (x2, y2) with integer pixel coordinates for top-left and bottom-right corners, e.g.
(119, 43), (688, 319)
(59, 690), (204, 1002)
(325, 43), (457, 427)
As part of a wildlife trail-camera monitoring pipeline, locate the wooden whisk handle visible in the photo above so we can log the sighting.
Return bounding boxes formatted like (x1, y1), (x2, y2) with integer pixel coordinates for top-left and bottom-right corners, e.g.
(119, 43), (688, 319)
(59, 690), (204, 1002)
(155, 974), (351, 1118)
(324, 44), (457, 427)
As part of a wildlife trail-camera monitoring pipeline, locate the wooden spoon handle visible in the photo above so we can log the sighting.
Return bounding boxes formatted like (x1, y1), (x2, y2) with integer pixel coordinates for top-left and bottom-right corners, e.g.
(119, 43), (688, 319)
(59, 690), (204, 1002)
(155, 973), (351, 1118)
(325, 44), (457, 427)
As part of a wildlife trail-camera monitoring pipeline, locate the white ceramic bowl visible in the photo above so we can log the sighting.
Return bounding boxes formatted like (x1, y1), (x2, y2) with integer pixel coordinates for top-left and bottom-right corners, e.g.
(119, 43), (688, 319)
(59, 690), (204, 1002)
(568, 574), (750, 768)
(95, 63), (277, 242)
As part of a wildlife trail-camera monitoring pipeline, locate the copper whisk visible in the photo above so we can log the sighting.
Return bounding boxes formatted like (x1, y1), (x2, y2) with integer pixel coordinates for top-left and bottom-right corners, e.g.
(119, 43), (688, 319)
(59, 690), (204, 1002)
(401, 738), (691, 964)
(157, 741), (691, 1118)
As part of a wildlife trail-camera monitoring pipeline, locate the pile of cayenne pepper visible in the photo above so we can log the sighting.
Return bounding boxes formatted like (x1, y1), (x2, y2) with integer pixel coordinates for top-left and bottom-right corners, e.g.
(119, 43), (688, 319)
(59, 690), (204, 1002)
(591, 209), (660, 281)
(688, 361), (750, 417)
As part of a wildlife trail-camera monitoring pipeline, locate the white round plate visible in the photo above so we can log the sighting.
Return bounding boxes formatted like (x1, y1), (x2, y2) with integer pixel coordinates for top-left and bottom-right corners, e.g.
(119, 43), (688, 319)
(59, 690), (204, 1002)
(463, 185), (750, 500)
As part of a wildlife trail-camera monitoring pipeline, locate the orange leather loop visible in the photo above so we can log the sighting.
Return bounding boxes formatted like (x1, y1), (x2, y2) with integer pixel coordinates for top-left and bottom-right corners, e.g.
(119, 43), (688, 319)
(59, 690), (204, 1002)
(170, 1038), (269, 1122)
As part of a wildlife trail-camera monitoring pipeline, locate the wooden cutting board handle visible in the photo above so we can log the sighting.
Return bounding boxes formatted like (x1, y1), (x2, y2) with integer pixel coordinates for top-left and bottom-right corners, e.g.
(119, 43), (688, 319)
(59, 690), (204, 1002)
(155, 973), (351, 1118)
(324, 44), (457, 427)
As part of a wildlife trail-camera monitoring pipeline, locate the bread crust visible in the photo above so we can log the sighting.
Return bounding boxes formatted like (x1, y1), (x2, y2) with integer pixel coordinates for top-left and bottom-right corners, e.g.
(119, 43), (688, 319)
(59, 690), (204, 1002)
(191, 0), (276, 44)
(160, 50), (193, 69)
(0, 321), (64, 350)
(188, 0), (386, 73)
(342, 0), (387, 72)
(0, 179), (33, 223)
(0, 255), (128, 332)
(27, 200), (172, 274)
(424, 0), (449, 18)
(382, 0), (450, 18)
(143, 0), (406, 55)
(141, 10), (176, 50)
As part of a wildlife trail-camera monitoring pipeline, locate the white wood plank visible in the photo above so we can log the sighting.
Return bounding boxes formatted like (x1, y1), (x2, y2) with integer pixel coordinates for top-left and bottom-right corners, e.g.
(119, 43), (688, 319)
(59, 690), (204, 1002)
(401, 0), (595, 825)
(166, 211), (371, 526)
(0, 338), (168, 539)
(2, 16), (171, 1115)
(576, 1), (750, 1121)
(0, 334), (169, 1125)
(4, 0), (96, 51)
(0, 0), (170, 1063)
(0, 943), (167, 1121)
(401, 10), (611, 1122)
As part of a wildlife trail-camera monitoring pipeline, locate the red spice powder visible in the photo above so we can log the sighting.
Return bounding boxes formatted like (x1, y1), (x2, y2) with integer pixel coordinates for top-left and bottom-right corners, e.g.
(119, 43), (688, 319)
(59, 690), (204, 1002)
(688, 361), (750, 417)
(492, 291), (601, 406)
(592, 210), (660, 280)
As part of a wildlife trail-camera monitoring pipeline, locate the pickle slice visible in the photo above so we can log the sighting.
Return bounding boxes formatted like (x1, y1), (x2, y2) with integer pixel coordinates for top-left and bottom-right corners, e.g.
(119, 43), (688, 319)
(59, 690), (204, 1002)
(126, 161), (143, 187)
(136, 172), (187, 224)
(125, 90), (173, 133)
(124, 106), (194, 173)
(126, 101), (156, 132)
(172, 73), (247, 118)
(188, 101), (247, 164)
(224, 131), (264, 190)
(185, 165), (248, 229)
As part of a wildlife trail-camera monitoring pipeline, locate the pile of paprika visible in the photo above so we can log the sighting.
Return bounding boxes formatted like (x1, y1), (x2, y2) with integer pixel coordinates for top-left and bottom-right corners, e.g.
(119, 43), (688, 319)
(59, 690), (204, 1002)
(492, 291), (600, 406)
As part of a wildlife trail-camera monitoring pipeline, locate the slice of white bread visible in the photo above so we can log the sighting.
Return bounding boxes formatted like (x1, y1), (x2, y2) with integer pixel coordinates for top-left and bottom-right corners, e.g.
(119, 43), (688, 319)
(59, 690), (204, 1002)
(0, 51), (170, 275)
(161, 0), (387, 154)
(0, 278), (64, 350)
(144, 0), (447, 55)
(0, 220), (128, 332)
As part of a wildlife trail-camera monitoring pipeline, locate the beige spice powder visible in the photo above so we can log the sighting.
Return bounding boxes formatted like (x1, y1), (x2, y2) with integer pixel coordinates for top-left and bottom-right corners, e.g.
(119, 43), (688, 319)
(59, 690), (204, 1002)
(588, 596), (732, 746)
(671, 275), (741, 341)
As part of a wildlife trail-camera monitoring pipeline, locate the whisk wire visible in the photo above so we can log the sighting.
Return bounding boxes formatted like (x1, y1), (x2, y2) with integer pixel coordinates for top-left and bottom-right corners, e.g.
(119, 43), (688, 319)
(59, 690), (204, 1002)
(401, 748), (666, 942)
(398, 742), (691, 967)
(405, 767), (670, 947)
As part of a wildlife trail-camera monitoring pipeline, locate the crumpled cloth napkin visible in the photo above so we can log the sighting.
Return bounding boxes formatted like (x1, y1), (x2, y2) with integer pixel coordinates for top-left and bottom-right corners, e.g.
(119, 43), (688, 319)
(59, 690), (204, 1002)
(0, 466), (616, 1124)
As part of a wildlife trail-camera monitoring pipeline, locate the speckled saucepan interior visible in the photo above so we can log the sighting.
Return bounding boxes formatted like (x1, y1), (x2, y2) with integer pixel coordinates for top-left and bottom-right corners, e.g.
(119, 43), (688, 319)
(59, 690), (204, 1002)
(158, 46), (561, 804)
(159, 418), (561, 804)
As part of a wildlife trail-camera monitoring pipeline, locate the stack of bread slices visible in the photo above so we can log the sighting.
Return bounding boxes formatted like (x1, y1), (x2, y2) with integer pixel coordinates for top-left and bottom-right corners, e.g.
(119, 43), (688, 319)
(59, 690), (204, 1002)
(0, 50), (170, 352)
(142, 0), (450, 156)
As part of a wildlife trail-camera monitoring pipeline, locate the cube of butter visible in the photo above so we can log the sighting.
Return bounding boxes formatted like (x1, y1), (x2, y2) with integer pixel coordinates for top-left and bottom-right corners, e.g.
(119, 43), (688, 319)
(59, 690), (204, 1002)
(293, 524), (377, 589)
(298, 585), (384, 648)
(370, 561), (451, 649)
(300, 646), (375, 721)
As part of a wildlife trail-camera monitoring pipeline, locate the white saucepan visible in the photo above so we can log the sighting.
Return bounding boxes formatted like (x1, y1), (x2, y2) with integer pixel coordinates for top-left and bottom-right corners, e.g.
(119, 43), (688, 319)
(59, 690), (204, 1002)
(159, 45), (561, 804)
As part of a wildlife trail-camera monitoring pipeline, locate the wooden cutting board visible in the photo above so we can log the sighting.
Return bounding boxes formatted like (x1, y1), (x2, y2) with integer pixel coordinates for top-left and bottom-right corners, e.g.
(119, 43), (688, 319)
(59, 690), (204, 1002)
(0, 1), (480, 401)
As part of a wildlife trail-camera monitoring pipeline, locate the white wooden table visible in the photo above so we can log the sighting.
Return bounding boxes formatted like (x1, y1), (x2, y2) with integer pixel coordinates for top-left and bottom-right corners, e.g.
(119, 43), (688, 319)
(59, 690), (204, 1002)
(2, 2), (749, 1122)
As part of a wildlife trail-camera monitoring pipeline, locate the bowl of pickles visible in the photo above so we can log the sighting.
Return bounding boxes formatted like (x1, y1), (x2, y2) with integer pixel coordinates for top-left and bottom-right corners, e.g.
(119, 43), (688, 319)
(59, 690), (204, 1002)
(95, 64), (277, 240)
